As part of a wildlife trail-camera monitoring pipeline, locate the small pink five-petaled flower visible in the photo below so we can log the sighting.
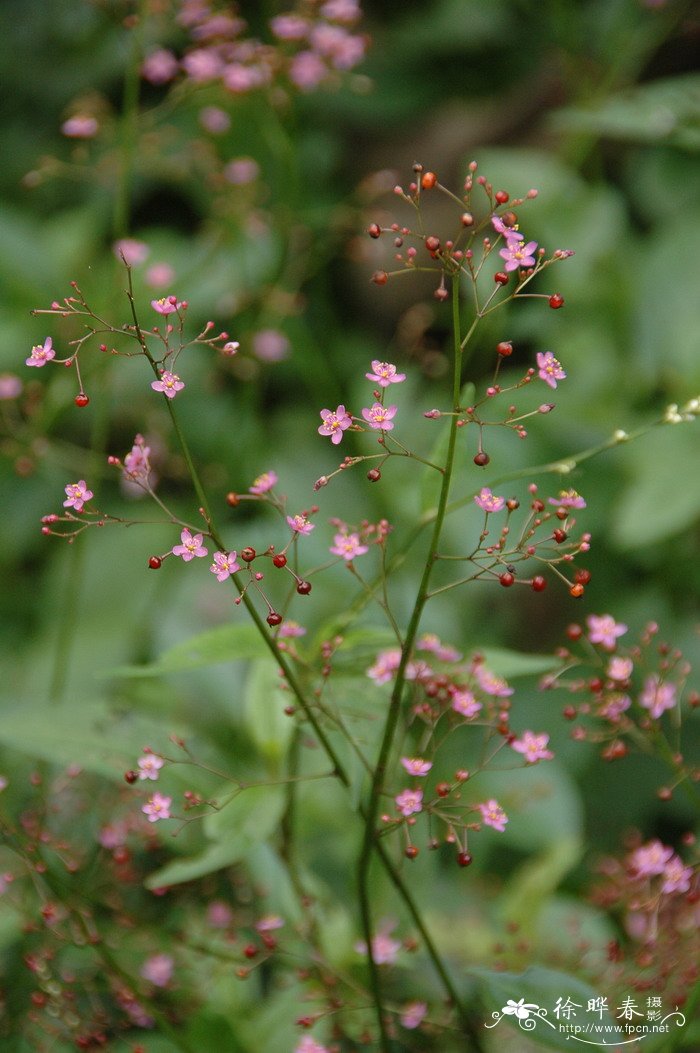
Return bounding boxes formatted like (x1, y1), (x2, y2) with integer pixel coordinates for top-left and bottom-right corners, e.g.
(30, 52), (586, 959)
(330, 532), (368, 561)
(142, 792), (172, 823)
(499, 237), (538, 272)
(318, 404), (352, 444)
(365, 360), (406, 387)
(586, 613), (627, 651)
(151, 370), (185, 399)
(172, 528), (208, 562)
(137, 754), (164, 781)
(395, 788), (423, 817)
(474, 487), (505, 513)
(210, 551), (240, 581)
(536, 351), (566, 390)
(287, 514), (314, 536)
(478, 799), (508, 832)
(249, 471), (278, 495)
(26, 337), (56, 368)
(510, 731), (554, 764)
(362, 402), (397, 431)
(63, 480), (93, 512)
(400, 757), (432, 777)
(151, 296), (182, 315)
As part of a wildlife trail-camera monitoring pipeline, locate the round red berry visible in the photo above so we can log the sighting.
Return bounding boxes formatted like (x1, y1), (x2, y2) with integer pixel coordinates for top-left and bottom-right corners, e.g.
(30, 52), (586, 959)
(297, 580), (312, 595)
(553, 528), (567, 544)
(367, 468), (381, 482)
(148, 556), (162, 570)
(405, 845), (419, 860)
(74, 393), (89, 407)
(436, 782), (451, 798)
(457, 852), (473, 868)
(267, 612), (282, 626)
(569, 583), (585, 598)
(421, 171), (437, 189)
(461, 212), (474, 226)
(495, 190), (509, 204)
(496, 341), (513, 356)
(368, 223), (381, 238)
(226, 492), (240, 506)
(124, 770), (138, 784)
(566, 623), (582, 641)
(575, 569), (591, 585)
(240, 547), (256, 562)
(531, 575), (547, 592)
(549, 294), (565, 309)
(494, 271), (509, 285)
(272, 554), (287, 568)
(473, 451), (490, 467)
(425, 235), (440, 253)
(243, 944), (258, 959)
(499, 572), (515, 587)
(372, 270), (388, 286)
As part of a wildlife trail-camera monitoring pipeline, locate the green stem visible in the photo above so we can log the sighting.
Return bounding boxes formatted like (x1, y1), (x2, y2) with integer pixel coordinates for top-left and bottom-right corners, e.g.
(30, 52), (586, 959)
(357, 273), (476, 1050)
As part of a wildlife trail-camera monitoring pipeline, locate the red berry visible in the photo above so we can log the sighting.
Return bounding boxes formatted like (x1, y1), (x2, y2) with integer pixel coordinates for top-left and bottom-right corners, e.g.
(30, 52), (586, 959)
(267, 612), (282, 626)
(496, 341), (513, 356)
(501, 211), (518, 227)
(226, 492), (240, 506)
(569, 583), (585, 598)
(549, 294), (565, 309)
(405, 845), (419, 859)
(457, 852), (473, 868)
(506, 498), (519, 511)
(367, 468), (381, 482)
(372, 270), (388, 286)
(421, 171), (437, 189)
(495, 190), (509, 204)
(562, 706), (577, 720)
(461, 212), (474, 226)
(124, 770), (138, 784)
(436, 782), (451, 798)
(499, 572), (515, 587)
(148, 556), (162, 569)
(553, 528), (567, 544)
(74, 393), (89, 407)
(243, 944), (258, 959)
(566, 623), (583, 641)
(575, 569), (591, 585)
(368, 223), (381, 238)
(473, 451), (490, 466)
(297, 580), (312, 595)
(494, 271), (509, 285)
(425, 235), (440, 253)
(272, 554), (287, 568)
(240, 547), (256, 562)
(531, 575), (547, 592)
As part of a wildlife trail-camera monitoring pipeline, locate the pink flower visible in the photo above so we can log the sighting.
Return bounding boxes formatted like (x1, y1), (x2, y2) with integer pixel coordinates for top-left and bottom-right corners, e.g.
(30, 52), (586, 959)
(182, 48), (223, 82)
(660, 856), (693, 895)
(400, 1000), (428, 1029)
(151, 296), (182, 315)
(287, 514), (314, 536)
(451, 688), (481, 718)
(63, 480), (93, 512)
(142, 793), (172, 822)
(318, 404), (352, 444)
(478, 799), (508, 832)
(295, 1038), (329, 1053)
(355, 930), (401, 965)
(475, 666), (513, 697)
(587, 614), (628, 651)
(510, 731), (554, 764)
(249, 471), (278, 495)
(289, 51), (328, 91)
(499, 238), (538, 271)
(536, 351), (566, 389)
(222, 341), (239, 356)
(367, 648), (402, 684)
(0, 374), (22, 399)
(61, 115), (99, 138)
(366, 360), (406, 387)
(142, 48), (179, 84)
(123, 438), (151, 481)
(322, 0), (362, 23)
(224, 157), (260, 185)
(151, 371), (185, 399)
(418, 634), (461, 662)
(146, 263), (176, 289)
(172, 528), (209, 562)
(140, 953), (174, 987)
(113, 238), (149, 266)
(207, 901), (233, 928)
(491, 214), (520, 238)
(271, 14), (309, 40)
(638, 674), (677, 719)
(362, 402), (397, 431)
(330, 532), (368, 561)
(400, 758), (432, 777)
(255, 914), (285, 932)
(26, 337), (55, 368)
(210, 551), (240, 581)
(548, 489), (586, 509)
(598, 693), (631, 720)
(629, 840), (674, 877)
(607, 656), (633, 681)
(137, 754), (164, 781)
(474, 487), (505, 513)
(199, 106), (231, 134)
(252, 328), (290, 362)
(395, 788), (423, 817)
(279, 621), (307, 638)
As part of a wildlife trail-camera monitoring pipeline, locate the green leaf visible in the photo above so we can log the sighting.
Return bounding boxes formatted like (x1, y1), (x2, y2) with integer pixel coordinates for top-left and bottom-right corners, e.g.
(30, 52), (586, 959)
(500, 839), (583, 926)
(104, 624), (269, 678)
(472, 965), (617, 1051)
(245, 844), (304, 925)
(243, 660), (293, 769)
(479, 647), (561, 679)
(145, 785), (286, 889)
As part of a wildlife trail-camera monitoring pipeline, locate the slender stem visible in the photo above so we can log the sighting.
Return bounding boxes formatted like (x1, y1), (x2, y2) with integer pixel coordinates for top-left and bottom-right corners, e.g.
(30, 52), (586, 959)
(357, 273), (476, 1049)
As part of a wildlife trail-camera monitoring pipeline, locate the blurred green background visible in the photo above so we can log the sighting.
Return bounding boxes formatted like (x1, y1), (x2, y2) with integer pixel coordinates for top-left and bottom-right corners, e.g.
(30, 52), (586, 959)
(0, 0), (699, 1049)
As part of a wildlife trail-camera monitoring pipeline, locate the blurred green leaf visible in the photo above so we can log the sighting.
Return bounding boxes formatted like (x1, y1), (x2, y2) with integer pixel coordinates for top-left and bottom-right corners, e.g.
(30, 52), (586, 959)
(104, 623), (269, 678)
(471, 966), (617, 1050)
(500, 838), (582, 925)
(479, 647), (561, 679)
(243, 660), (293, 768)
